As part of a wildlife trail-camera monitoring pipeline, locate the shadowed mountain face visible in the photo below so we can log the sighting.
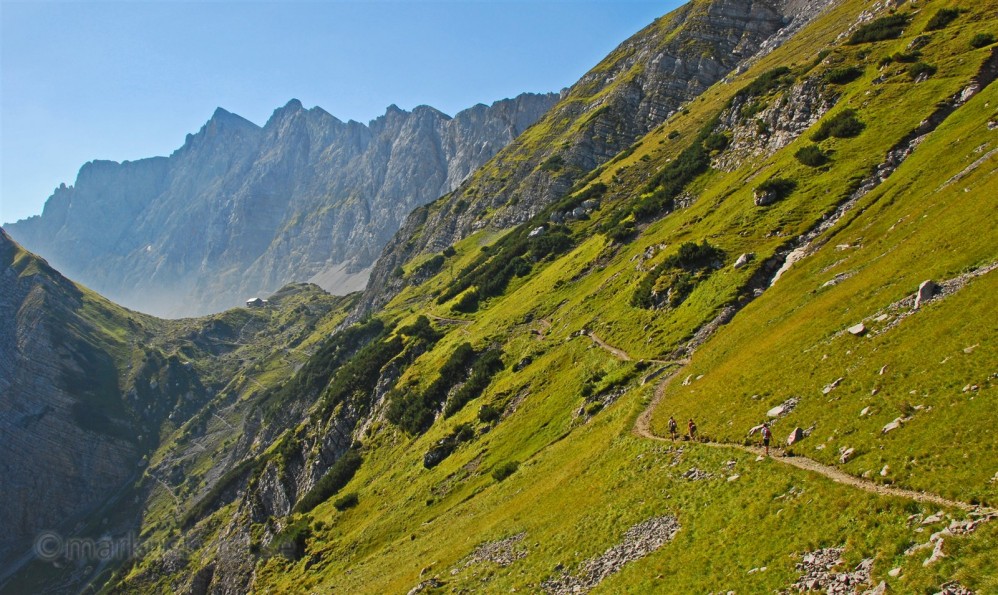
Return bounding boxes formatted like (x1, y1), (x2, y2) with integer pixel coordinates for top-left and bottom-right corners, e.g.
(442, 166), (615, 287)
(6, 94), (557, 318)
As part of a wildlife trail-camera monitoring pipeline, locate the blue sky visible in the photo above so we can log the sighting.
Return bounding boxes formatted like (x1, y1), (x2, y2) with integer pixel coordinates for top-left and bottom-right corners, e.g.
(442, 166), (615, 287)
(0, 0), (681, 225)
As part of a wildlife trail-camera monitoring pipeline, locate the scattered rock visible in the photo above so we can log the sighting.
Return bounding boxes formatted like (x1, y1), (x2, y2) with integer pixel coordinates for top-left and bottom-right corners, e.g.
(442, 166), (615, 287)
(754, 188), (780, 206)
(682, 467), (713, 481)
(768, 397), (799, 419)
(882, 418), (904, 434)
(452, 532), (528, 575)
(787, 427), (805, 446)
(859, 406), (871, 417)
(727, 474), (741, 482)
(822, 377), (844, 395)
(923, 538), (945, 566)
(733, 253), (755, 269)
(528, 226), (546, 238)
(878, 365), (888, 375)
(839, 447), (856, 464)
(541, 516), (680, 594)
(848, 323), (867, 336)
(880, 465), (890, 477)
(407, 577), (444, 594)
(935, 582), (975, 595)
(887, 567), (901, 578)
(914, 280), (937, 309)
(791, 547), (874, 594)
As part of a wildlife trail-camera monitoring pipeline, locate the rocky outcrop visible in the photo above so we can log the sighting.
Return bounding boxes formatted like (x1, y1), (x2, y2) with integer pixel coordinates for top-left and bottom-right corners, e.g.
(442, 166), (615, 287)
(6, 94), (557, 318)
(358, 0), (836, 318)
(0, 229), (143, 569)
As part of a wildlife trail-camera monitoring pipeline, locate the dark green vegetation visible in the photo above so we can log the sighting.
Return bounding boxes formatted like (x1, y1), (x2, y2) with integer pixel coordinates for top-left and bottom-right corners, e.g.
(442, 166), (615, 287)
(7, 1), (998, 594)
(794, 144), (830, 167)
(296, 451), (363, 513)
(632, 241), (725, 309)
(846, 14), (910, 44)
(811, 108), (865, 141)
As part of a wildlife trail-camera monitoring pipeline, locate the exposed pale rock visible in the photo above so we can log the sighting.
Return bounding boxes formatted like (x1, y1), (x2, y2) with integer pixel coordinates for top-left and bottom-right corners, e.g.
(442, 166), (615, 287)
(914, 280), (937, 309)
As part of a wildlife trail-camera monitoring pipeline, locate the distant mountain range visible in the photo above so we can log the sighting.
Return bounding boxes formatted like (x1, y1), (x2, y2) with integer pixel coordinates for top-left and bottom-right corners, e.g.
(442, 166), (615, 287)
(6, 93), (557, 317)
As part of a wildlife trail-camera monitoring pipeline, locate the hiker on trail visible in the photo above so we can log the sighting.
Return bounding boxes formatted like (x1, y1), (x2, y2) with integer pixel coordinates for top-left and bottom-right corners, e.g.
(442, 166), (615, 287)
(687, 418), (697, 442)
(668, 416), (678, 441)
(761, 422), (772, 456)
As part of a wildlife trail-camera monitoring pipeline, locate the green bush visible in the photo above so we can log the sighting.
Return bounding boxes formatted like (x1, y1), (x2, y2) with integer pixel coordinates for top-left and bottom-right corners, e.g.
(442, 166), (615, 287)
(970, 33), (996, 49)
(294, 450), (363, 513)
(908, 62), (937, 80)
(735, 66), (794, 100)
(824, 66), (864, 84)
(795, 145), (829, 167)
(667, 130), (681, 139)
(270, 518), (311, 560)
(811, 109), (865, 141)
(478, 404), (502, 423)
(443, 246), (457, 257)
(846, 14), (910, 45)
(333, 493), (359, 511)
(632, 241), (725, 309)
(925, 8), (959, 31)
(444, 349), (505, 417)
(755, 178), (797, 201)
(414, 254), (445, 277)
(703, 132), (730, 152)
(492, 461), (520, 482)
(387, 342), (479, 434)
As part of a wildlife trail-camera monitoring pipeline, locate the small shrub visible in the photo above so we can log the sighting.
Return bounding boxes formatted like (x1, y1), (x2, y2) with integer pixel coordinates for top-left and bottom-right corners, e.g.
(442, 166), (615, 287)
(294, 450), (363, 513)
(478, 404), (501, 423)
(907, 62), (937, 80)
(970, 33), (996, 49)
(756, 177), (797, 197)
(667, 130), (681, 140)
(443, 246), (457, 257)
(795, 145), (829, 167)
(333, 493), (359, 511)
(847, 14), (910, 45)
(891, 51), (921, 63)
(925, 8), (959, 31)
(703, 132), (730, 152)
(492, 461), (520, 482)
(825, 66), (864, 84)
(452, 288), (480, 313)
(811, 109), (865, 141)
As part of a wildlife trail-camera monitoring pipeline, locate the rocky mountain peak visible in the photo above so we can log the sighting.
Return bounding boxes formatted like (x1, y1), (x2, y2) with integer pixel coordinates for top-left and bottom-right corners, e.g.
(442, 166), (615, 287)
(5, 92), (559, 317)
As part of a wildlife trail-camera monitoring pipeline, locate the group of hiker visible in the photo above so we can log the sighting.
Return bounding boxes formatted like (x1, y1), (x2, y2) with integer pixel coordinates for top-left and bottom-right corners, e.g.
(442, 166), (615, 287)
(666, 415), (773, 456)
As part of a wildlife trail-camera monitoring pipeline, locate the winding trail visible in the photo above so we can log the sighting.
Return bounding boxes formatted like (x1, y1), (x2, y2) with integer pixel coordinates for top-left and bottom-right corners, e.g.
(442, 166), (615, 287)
(427, 313), (472, 325)
(582, 328), (989, 512)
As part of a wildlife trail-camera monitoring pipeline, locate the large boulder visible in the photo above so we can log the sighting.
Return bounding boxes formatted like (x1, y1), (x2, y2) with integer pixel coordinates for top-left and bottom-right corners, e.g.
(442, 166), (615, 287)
(787, 427), (805, 446)
(914, 280), (937, 309)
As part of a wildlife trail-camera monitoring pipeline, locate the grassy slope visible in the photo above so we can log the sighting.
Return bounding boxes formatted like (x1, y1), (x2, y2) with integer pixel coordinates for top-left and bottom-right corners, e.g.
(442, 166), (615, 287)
(239, 2), (998, 593)
(99, 0), (998, 592)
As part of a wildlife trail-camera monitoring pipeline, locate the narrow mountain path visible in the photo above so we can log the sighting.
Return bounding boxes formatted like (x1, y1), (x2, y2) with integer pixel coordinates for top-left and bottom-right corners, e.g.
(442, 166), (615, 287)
(581, 330), (678, 365)
(427, 313), (472, 325)
(583, 328), (989, 512)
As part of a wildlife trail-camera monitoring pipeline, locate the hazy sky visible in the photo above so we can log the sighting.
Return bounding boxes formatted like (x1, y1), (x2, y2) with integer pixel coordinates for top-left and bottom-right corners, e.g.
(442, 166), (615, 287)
(0, 0), (681, 225)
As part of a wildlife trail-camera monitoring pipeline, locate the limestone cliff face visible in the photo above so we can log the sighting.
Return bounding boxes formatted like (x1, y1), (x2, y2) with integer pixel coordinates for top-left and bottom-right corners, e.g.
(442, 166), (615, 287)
(6, 94), (557, 318)
(0, 228), (143, 566)
(358, 0), (834, 318)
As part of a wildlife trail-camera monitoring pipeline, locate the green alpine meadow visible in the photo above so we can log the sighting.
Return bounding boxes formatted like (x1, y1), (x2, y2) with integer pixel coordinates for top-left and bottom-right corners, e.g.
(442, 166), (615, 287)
(1, 0), (997, 593)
